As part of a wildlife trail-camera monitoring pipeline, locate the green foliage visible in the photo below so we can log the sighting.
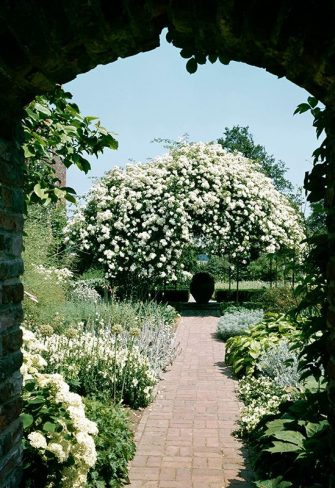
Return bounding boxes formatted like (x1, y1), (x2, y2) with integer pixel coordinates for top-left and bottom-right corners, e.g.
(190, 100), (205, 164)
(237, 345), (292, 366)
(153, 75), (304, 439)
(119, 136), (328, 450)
(225, 314), (301, 377)
(249, 377), (330, 487)
(254, 477), (292, 487)
(23, 204), (70, 325)
(257, 287), (298, 313)
(219, 301), (263, 314)
(23, 85), (118, 205)
(85, 399), (136, 488)
(237, 376), (294, 438)
(22, 378), (68, 487)
(190, 271), (215, 303)
(217, 125), (294, 196)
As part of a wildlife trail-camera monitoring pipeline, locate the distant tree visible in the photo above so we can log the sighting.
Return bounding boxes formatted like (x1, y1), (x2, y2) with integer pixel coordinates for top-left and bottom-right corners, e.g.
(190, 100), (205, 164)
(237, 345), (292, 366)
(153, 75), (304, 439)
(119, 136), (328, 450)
(217, 126), (294, 196)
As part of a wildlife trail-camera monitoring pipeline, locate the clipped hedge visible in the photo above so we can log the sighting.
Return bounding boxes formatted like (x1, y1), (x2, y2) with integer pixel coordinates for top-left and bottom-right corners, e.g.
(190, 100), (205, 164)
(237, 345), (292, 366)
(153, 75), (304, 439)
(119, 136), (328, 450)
(219, 301), (264, 314)
(153, 289), (190, 303)
(215, 289), (265, 303)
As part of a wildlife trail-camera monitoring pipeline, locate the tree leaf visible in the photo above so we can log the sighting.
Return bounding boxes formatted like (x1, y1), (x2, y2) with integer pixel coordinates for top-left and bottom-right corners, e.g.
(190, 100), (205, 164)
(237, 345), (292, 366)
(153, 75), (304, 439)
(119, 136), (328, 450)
(186, 58), (198, 74)
(33, 183), (48, 200)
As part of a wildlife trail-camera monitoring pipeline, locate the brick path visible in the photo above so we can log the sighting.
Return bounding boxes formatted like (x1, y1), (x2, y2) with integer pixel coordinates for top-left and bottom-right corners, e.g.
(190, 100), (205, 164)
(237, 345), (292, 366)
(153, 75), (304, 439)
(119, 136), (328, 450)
(128, 315), (251, 488)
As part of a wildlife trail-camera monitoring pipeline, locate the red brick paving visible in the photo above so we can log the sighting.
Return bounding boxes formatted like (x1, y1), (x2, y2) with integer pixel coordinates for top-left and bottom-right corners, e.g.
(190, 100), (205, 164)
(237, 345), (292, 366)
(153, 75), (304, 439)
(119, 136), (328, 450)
(128, 316), (251, 488)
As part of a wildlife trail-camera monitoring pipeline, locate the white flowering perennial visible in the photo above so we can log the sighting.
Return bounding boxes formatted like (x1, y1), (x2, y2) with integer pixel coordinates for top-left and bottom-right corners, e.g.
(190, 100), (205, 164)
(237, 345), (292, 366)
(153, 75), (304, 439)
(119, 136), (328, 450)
(21, 327), (98, 487)
(65, 143), (305, 283)
(42, 330), (157, 409)
(33, 264), (74, 283)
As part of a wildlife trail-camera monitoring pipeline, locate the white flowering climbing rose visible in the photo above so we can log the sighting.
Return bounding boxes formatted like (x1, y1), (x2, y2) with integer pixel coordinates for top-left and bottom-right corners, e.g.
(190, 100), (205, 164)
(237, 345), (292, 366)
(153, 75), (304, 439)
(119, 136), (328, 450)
(65, 143), (305, 283)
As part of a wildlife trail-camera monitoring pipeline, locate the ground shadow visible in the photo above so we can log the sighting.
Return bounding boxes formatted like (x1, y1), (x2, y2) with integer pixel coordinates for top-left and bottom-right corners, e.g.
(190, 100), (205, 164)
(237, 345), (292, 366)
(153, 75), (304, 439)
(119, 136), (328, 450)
(214, 360), (235, 379)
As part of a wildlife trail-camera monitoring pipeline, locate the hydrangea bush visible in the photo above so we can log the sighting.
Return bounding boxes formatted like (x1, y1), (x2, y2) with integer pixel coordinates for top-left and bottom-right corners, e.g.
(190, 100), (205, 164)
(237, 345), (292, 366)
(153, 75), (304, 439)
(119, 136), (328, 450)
(21, 328), (98, 488)
(216, 307), (264, 341)
(65, 143), (305, 285)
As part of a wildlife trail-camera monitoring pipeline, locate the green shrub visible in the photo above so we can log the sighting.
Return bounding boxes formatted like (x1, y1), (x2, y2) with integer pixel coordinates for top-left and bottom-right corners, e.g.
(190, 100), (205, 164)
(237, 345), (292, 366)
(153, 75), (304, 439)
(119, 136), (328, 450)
(219, 301), (263, 314)
(225, 314), (301, 377)
(153, 289), (189, 303)
(257, 287), (298, 313)
(33, 299), (178, 336)
(249, 378), (329, 487)
(190, 272), (215, 304)
(215, 289), (265, 303)
(85, 399), (136, 488)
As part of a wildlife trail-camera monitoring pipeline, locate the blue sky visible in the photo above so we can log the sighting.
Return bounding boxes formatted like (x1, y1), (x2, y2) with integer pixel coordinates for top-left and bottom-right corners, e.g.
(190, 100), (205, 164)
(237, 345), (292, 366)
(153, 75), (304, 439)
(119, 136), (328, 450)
(66, 30), (318, 197)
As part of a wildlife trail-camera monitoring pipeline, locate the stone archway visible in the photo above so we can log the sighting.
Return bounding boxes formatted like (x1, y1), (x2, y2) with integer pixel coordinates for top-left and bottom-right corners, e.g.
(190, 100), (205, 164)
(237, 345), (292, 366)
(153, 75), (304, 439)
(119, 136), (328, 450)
(0, 2), (334, 486)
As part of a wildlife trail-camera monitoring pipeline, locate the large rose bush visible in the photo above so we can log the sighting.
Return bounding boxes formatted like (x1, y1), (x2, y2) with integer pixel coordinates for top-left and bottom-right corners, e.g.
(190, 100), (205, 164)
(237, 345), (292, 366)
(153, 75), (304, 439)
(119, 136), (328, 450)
(65, 143), (305, 284)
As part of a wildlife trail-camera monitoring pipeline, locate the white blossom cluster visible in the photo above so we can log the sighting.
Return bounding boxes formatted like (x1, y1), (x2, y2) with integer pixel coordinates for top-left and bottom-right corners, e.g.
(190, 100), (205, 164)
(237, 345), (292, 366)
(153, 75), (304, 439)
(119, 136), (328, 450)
(42, 330), (157, 407)
(34, 264), (74, 284)
(69, 281), (101, 303)
(65, 143), (305, 283)
(21, 327), (98, 487)
(237, 376), (294, 436)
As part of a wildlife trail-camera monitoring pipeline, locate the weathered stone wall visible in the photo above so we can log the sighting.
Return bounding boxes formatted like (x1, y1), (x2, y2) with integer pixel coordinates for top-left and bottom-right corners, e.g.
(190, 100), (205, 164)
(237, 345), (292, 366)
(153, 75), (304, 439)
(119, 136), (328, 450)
(0, 131), (24, 487)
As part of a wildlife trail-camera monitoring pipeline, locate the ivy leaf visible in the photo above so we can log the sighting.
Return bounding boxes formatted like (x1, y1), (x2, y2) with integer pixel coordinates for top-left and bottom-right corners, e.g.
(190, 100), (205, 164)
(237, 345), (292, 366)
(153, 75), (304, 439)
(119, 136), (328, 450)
(186, 58), (198, 74)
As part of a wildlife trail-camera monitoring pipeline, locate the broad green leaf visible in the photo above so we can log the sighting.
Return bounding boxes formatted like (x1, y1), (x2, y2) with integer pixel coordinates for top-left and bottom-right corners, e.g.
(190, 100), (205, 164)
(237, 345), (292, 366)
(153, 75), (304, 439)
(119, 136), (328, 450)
(43, 421), (57, 433)
(254, 477), (292, 487)
(65, 193), (77, 204)
(305, 420), (329, 437)
(266, 441), (301, 453)
(21, 413), (34, 429)
(272, 430), (305, 447)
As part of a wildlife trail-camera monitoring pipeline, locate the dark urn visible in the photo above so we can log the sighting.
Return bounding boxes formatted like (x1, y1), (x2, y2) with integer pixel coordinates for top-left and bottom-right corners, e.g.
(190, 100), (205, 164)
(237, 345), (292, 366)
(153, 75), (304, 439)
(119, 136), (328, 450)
(190, 272), (215, 304)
